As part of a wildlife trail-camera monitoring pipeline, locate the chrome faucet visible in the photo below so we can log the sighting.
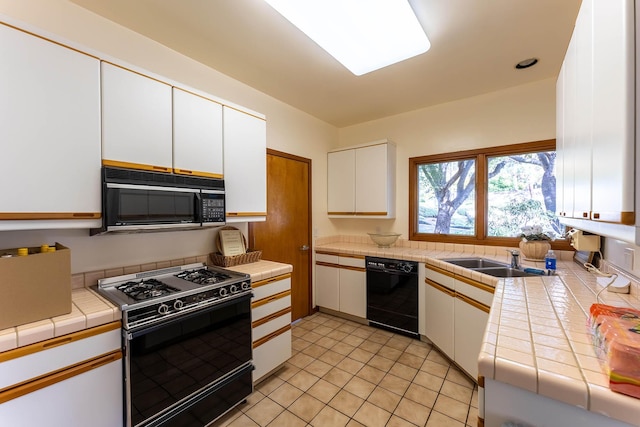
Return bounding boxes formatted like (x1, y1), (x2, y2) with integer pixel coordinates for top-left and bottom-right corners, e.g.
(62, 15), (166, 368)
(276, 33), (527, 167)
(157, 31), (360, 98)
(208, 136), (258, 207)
(507, 249), (521, 269)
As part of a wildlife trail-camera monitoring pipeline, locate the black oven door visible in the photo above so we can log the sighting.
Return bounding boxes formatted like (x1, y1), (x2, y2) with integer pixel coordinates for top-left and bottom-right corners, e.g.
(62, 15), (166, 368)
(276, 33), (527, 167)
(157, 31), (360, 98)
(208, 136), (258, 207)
(366, 267), (418, 336)
(105, 183), (200, 231)
(125, 294), (252, 427)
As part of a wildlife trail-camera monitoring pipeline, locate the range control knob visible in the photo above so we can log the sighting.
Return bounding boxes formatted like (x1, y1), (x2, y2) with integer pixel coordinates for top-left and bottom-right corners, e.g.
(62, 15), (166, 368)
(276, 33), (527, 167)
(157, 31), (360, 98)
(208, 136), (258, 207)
(400, 263), (414, 273)
(241, 282), (250, 290)
(173, 299), (184, 310)
(218, 287), (228, 297)
(230, 284), (239, 294)
(158, 303), (170, 315)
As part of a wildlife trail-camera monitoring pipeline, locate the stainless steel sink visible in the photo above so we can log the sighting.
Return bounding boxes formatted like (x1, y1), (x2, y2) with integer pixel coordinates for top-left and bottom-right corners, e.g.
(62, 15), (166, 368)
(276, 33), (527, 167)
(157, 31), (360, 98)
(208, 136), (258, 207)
(441, 258), (507, 269)
(473, 267), (537, 277)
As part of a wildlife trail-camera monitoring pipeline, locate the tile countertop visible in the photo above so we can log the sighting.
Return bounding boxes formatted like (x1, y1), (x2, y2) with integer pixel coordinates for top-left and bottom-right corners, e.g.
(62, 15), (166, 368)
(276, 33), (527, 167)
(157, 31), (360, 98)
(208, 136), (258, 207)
(315, 237), (640, 426)
(0, 259), (293, 355)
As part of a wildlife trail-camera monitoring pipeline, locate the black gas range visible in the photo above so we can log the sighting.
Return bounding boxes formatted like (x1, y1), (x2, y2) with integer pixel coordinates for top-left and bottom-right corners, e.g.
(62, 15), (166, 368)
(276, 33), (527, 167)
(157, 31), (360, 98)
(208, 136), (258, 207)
(95, 263), (253, 427)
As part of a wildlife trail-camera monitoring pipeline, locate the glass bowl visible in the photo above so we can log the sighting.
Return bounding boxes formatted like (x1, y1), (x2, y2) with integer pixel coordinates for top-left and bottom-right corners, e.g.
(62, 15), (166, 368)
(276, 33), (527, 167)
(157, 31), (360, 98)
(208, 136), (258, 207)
(367, 232), (401, 248)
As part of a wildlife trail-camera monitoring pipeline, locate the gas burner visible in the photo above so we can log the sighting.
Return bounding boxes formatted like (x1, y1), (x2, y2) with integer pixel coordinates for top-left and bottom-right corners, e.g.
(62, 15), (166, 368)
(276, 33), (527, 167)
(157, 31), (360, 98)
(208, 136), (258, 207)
(175, 268), (232, 285)
(117, 278), (179, 301)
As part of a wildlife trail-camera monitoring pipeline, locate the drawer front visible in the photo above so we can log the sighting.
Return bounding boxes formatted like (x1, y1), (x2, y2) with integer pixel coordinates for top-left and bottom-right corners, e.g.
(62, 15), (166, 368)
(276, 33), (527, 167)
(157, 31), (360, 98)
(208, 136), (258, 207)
(252, 276), (291, 301)
(0, 323), (121, 390)
(253, 329), (291, 382)
(455, 279), (494, 307)
(425, 266), (455, 289)
(252, 294), (291, 321)
(339, 255), (365, 268)
(252, 312), (291, 342)
(316, 253), (339, 264)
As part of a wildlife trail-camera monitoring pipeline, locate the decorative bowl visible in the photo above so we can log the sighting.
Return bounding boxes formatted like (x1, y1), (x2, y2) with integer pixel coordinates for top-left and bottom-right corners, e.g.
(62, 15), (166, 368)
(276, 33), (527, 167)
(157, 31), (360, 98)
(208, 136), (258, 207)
(367, 232), (401, 248)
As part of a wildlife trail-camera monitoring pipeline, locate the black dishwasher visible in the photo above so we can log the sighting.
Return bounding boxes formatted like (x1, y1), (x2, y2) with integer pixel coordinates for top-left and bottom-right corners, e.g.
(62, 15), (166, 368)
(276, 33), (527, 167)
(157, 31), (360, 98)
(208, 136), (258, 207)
(366, 256), (419, 338)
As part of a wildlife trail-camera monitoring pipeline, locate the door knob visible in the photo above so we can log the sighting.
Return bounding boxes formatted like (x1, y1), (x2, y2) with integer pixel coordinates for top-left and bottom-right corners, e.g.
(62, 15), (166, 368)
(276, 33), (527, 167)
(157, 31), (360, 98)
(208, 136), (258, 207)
(299, 245), (310, 251)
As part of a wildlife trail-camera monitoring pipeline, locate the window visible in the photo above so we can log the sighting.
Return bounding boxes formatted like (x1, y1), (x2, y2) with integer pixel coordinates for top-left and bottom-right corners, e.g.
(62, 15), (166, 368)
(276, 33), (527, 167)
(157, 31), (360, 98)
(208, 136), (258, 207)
(410, 140), (570, 249)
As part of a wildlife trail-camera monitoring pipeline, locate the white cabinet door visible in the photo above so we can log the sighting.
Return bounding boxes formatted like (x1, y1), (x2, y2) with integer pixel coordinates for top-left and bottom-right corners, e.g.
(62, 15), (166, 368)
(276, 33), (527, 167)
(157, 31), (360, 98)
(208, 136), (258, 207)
(590, 0), (634, 224)
(0, 24), (101, 227)
(327, 149), (356, 214)
(339, 268), (366, 318)
(561, 34), (577, 219)
(454, 294), (489, 381)
(424, 279), (455, 358)
(101, 62), (173, 172)
(223, 107), (267, 222)
(315, 264), (340, 311)
(355, 143), (390, 214)
(555, 63), (566, 218)
(173, 87), (223, 178)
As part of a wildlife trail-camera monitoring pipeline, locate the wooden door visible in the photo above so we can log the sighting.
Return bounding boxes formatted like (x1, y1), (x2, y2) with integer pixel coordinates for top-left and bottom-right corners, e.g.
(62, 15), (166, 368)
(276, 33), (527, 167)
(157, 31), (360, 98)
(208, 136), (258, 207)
(249, 149), (312, 321)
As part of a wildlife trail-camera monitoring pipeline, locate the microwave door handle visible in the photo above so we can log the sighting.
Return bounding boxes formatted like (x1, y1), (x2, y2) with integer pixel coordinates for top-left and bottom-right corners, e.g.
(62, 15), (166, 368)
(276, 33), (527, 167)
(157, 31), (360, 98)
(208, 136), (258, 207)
(195, 192), (205, 225)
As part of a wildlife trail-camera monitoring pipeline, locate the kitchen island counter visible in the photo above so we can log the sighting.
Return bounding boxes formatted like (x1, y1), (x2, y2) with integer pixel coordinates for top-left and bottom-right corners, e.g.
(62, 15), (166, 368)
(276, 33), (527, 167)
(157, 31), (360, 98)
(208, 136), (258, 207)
(315, 235), (640, 426)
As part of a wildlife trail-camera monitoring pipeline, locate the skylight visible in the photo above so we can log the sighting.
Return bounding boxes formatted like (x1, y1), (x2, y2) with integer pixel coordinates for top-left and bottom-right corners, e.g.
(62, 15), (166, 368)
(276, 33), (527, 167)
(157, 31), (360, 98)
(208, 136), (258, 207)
(264, 0), (430, 76)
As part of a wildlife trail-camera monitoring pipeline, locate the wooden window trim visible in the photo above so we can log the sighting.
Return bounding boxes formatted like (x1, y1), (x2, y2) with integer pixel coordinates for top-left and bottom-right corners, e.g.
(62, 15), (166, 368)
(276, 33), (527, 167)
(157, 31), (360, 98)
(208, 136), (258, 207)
(409, 139), (573, 251)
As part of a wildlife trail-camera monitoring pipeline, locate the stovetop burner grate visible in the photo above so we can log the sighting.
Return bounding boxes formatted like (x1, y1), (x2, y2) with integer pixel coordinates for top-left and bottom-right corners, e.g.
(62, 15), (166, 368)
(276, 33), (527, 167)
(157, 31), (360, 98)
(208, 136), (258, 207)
(116, 278), (180, 301)
(175, 268), (233, 285)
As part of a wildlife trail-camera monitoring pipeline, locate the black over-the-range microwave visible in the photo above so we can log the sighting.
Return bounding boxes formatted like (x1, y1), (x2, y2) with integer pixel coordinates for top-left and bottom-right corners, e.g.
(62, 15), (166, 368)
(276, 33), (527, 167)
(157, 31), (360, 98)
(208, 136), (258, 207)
(90, 167), (225, 235)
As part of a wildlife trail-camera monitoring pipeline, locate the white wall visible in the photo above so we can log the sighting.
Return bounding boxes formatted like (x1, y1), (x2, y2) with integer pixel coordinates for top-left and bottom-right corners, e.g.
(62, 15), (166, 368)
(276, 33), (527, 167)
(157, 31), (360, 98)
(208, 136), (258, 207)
(334, 78), (557, 238)
(0, 0), (338, 273)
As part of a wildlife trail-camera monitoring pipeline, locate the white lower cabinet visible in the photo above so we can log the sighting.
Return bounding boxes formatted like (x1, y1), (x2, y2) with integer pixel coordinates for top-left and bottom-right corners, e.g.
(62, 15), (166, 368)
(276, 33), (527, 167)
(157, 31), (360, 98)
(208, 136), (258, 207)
(251, 274), (292, 383)
(315, 253), (366, 318)
(0, 322), (123, 427)
(424, 264), (493, 381)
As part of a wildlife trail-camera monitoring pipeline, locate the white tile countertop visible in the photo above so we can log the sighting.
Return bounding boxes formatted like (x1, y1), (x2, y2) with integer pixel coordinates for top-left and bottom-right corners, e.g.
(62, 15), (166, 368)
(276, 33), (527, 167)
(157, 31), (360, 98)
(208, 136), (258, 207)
(315, 235), (640, 426)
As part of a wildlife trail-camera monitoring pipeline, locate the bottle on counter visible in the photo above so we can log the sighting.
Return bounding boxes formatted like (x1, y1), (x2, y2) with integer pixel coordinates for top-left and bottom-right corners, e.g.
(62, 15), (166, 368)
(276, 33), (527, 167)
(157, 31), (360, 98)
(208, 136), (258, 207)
(545, 249), (557, 271)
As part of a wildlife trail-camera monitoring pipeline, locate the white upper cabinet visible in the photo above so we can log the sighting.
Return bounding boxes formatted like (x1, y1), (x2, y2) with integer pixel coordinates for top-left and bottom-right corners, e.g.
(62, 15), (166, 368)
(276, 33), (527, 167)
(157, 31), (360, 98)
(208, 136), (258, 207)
(172, 87), (224, 178)
(0, 23), (101, 229)
(101, 62), (173, 173)
(327, 140), (396, 218)
(223, 107), (267, 222)
(557, 0), (635, 226)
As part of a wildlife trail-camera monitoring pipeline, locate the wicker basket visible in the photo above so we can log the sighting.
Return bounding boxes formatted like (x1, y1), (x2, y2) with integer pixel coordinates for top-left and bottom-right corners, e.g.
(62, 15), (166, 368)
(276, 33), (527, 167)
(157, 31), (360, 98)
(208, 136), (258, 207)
(209, 250), (262, 267)
(210, 226), (262, 267)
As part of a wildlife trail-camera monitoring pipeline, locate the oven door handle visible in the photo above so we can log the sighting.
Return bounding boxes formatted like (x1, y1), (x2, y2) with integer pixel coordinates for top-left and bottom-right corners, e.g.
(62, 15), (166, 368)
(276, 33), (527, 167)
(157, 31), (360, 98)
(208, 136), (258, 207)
(126, 293), (252, 340)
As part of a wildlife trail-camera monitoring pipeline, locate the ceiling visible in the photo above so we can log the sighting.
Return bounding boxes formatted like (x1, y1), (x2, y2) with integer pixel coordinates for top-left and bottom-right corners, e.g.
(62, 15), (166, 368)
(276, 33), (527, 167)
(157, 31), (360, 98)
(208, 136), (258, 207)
(71, 0), (581, 128)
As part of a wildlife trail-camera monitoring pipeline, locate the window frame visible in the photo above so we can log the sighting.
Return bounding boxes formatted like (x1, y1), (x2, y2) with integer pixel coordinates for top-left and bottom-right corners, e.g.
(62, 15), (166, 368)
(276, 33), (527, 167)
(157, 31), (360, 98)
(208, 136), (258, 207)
(409, 139), (572, 250)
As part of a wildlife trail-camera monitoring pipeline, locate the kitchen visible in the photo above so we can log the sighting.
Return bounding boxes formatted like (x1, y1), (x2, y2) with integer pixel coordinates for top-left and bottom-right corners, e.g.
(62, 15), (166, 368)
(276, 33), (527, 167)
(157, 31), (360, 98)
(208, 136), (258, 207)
(1, 0), (640, 426)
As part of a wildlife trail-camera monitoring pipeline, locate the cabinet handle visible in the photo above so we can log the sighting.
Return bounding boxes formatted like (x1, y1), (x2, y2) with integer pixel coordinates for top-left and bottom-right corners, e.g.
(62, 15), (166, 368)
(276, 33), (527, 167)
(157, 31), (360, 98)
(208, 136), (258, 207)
(456, 293), (490, 314)
(253, 324), (291, 348)
(425, 278), (455, 296)
(300, 245), (310, 251)
(252, 290), (291, 308)
(593, 212), (600, 219)
(582, 212), (588, 218)
(252, 307), (292, 328)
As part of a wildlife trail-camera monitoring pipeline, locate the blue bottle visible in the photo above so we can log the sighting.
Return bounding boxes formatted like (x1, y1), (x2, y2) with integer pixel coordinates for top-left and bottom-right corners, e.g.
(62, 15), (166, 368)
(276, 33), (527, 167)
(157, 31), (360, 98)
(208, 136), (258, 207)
(545, 250), (556, 271)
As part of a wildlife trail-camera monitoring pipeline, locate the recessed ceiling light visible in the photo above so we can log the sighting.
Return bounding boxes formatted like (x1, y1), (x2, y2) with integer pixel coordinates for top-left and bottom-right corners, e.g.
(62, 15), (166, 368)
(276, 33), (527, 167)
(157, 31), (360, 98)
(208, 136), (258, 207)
(515, 58), (538, 69)
(264, 0), (430, 76)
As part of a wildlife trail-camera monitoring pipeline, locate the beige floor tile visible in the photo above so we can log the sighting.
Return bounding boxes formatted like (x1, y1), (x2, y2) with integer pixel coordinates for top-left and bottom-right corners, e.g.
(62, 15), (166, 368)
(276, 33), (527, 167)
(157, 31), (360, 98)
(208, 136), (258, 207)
(244, 397), (284, 426)
(405, 342), (432, 358)
(426, 410), (466, 427)
(323, 367), (354, 388)
(420, 359), (450, 378)
(397, 351), (425, 369)
(337, 323), (358, 334)
(356, 365), (386, 384)
(288, 352), (315, 369)
(386, 414), (417, 427)
(386, 336), (412, 351)
(404, 383), (438, 408)
(329, 389), (365, 418)
(327, 330), (349, 341)
(302, 343), (329, 358)
(440, 380), (474, 404)
(389, 361), (418, 381)
(379, 373), (411, 396)
(287, 370), (320, 391)
(266, 410), (306, 427)
(307, 379), (341, 403)
(316, 336), (339, 348)
(352, 401), (392, 427)
(466, 405), (478, 426)
(314, 325), (334, 336)
(292, 338), (312, 352)
(446, 367), (475, 389)
(367, 386), (402, 413)
(433, 395), (470, 423)
(268, 382), (304, 408)
(344, 376), (376, 400)
(332, 341), (356, 356)
(349, 347), (375, 363)
(359, 340), (383, 353)
(343, 334), (366, 347)
(276, 363), (300, 382)
(352, 326), (375, 339)
(339, 356), (366, 373)
(346, 419), (367, 427)
(368, 354), (395, 372)
(310, 406), (350, 427)
(394, 397), (431, 426)
(378, 345), (403, 361)
(413, 370), (445, 392)
(227, 413), (260, 427)
(319, 349), (347, 366)
(256, 376), (284, 396)
(305, 359), (333, 378)
(427, 349), (450, 366)
(288, 394), (325, 422)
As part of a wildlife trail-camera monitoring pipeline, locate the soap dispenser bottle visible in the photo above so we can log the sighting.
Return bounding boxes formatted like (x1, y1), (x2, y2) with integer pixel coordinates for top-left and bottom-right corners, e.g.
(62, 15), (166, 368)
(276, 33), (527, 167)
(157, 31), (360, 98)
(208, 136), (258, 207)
(544, 249), (556, 271)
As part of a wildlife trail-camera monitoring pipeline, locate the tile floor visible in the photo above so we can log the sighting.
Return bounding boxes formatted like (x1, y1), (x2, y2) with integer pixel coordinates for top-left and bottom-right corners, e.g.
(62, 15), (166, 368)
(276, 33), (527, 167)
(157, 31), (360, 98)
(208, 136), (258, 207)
(217, 312), (478, 427)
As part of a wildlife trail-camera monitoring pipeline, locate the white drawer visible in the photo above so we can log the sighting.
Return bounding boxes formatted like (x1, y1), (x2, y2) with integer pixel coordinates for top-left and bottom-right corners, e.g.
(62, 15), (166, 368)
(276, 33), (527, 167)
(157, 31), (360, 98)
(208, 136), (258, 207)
(252, 276), (291, 301)
(339, 256), (365, 268)
(316, 253), (339, 264)
(253, 329), (291, 382)
(252, 294), (291, 321)
(425, 266), (455, 289)
(253, 312), (291, 342)
(0, 323), (121, 390)
(455, 279), (494, 307)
